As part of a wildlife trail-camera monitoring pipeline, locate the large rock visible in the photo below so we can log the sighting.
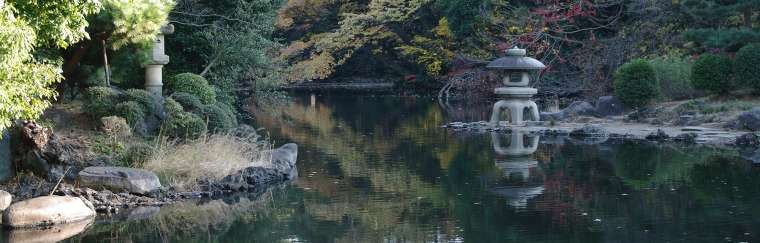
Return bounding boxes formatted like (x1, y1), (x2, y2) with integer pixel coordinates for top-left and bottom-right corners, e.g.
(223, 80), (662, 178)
(261, 143), (298, 174)
(0, 129), (11, 182)
(737, 107), (760, 131)
(569, 124), (608, 137)
(594, 96), (630, 117)
(2, 196), (95, 228)
(540, 101), (595, 122)
(142, 93), (167, 135)
(76, 167), (161, 195)
(0, 190), (11, 212)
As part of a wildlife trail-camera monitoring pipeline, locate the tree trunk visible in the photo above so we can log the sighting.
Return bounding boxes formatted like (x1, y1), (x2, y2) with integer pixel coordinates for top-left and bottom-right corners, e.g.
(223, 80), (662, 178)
(387, 23), (413, 45)
(57, 32), (113, 101)
(102, 40), (110, 86)
(200, 53), (222, 77)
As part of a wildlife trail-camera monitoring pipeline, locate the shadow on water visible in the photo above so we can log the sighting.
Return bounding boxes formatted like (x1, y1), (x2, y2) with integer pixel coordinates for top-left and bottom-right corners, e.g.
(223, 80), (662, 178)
(45, 91), (760, 242)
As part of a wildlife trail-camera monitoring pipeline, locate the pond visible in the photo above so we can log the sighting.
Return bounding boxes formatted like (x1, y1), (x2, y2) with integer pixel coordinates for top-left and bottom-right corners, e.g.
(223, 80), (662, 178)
(54, 91), (760, 242)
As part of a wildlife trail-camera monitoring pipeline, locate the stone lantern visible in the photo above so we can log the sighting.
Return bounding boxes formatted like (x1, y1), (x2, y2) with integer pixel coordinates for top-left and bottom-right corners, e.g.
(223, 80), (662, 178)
(486, 47), (546, 125)
(145, 24), (174, 94)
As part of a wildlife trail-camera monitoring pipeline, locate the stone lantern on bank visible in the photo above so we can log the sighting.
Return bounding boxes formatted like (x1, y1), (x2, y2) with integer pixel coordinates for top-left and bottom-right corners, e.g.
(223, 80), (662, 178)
(144, 24), (174, 94)
(486, 47), (546, 125)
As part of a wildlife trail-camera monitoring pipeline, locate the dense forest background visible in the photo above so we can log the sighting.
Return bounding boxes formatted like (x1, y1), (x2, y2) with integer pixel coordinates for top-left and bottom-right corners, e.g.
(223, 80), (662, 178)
(2, 0), (759, 131)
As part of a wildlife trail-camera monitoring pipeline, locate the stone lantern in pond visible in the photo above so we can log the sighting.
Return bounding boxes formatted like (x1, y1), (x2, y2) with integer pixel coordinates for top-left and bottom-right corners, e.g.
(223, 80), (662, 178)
(486, 47), (546, 125)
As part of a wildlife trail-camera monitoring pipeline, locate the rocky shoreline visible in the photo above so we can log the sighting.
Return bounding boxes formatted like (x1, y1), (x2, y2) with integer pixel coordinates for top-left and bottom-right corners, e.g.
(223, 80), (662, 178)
(0, 141), (298, 228)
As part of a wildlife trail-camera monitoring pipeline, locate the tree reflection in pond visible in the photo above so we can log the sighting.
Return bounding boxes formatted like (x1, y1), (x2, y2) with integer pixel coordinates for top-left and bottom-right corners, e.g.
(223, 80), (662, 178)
(60, 92), (760, 243)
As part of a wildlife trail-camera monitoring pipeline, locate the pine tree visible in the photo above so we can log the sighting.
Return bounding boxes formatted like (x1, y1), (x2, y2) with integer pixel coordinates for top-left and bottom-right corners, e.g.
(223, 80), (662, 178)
(681, 0), (760, 51)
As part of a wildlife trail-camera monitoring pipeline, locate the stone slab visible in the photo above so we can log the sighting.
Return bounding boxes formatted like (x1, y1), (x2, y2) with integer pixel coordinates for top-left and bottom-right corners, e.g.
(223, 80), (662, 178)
(76, 167), (161, 195)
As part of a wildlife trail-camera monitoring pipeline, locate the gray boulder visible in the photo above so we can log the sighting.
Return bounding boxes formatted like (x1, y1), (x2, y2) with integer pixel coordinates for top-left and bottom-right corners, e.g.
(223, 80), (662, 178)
(2, 196), (95, 228)
(594, 96), (630, 117)
(737, 107), (760, 131)
(0, 190), (11, 212)
(144, 93), (167, 135)
(76, 167), (161, 195)
(569, 125), (608, 137)
(540, 101), (595, 122)
(261, 143), (298, 174)
(0, 129), (11, 182)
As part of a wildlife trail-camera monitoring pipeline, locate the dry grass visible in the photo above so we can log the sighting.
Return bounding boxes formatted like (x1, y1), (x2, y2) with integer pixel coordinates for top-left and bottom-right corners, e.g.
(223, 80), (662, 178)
(141, 132), (272, 190)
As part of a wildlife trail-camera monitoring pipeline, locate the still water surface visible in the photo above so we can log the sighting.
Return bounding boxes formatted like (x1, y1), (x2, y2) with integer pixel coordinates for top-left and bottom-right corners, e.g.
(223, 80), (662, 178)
(60, 91), (760, 242)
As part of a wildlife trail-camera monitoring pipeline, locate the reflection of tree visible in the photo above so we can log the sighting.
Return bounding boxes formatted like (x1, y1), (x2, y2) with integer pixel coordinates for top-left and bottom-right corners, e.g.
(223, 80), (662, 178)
(249, 92), (465, 241)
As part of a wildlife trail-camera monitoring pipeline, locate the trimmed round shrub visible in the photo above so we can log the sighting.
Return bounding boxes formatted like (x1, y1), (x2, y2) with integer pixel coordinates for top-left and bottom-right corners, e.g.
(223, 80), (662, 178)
(200, 103), (238, 133)
(733, 43), (760, 92)
(170, 92), (203, 112)
(83, 86), (117, 119)
(122, 89), (158, 115)
(115, 101), (145, 126)
(123, 142), (154, 167)
(162, 111), (207, 140)
(167, 73), (216, 104)
(690, 54), (733, 94)
(613, 59), (660, 108)
(163, 97), (183, 114)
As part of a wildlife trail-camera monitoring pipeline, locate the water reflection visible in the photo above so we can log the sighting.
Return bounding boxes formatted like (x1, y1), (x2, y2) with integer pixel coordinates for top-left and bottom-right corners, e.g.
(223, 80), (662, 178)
(54, 92), (760, 242)
(4, 218), (93, 243)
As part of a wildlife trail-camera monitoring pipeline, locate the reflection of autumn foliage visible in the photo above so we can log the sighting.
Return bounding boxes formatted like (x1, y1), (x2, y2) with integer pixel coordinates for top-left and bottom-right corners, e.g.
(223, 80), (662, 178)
(536, 153), (599, 232)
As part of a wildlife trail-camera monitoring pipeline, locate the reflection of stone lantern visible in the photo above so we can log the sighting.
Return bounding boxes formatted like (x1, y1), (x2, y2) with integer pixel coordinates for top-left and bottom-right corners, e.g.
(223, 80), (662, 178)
(145, 24), (174, 94)
(491, 132), (539, 156)
(486, 47), (546, 125)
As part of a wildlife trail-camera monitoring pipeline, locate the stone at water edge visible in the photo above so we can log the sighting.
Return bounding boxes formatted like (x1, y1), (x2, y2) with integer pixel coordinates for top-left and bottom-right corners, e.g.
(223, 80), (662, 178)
(737, 107), (760, 131)
(260, 143), (298, 174)
(569, 125), (608, 137)
(76, 167), (161, 195)
(594, 96), (630, 117)
(0, 190), (11, 211)
(2, 196), (95, 228)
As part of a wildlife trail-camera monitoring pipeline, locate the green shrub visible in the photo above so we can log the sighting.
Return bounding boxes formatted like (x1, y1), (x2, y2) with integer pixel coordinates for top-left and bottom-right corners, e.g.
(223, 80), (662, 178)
(162, 111), (207, 140)
(613, 59), (660, 108)
(649, 52), (700, 101)
(690, 54), (733, 94)
(733, 43), (760, 92)
(123, 142), (154, 167)
(115, 101), (144, 126)
(167, 73), (216, 104)
(200, 103), (238, 133)
(83, 86), (117, 119)
(122, 89), (158, 115)
(170, 92), (203, 112)
(163, 97), (183, 114)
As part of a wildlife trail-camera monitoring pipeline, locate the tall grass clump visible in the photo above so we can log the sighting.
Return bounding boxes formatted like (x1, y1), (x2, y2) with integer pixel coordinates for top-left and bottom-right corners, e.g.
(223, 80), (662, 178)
(733, 43), (760, 92)
(690, 54), (732, 94)
(649, 52), (700, 101)
(613, 59), (660, 108)
(141, 133), (272, 190)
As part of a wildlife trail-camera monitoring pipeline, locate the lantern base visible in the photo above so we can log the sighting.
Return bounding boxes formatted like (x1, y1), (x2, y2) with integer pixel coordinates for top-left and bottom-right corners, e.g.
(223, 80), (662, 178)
(489, 99), (539, 125)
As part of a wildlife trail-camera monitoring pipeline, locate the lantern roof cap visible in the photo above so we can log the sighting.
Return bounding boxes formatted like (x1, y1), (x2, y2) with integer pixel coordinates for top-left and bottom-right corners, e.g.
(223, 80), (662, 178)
(486, 47), (546, 70)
